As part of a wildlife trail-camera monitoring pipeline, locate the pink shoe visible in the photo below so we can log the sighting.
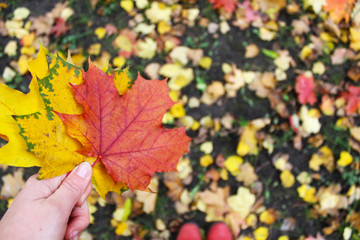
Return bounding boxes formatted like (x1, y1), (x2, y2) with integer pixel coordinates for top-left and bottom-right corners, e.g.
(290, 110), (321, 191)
(176, 223), (202, 240)
(207, 222), (232, 240)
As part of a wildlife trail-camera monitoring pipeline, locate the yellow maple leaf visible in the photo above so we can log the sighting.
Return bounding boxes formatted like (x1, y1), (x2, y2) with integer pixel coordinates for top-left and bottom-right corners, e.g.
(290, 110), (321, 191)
(227, 186), (256, 219)
(309, 146), (334, 172)
(237, 125), (258, 156)
(0, 48), (45, 167)
(224, 155), (243, 175)
(337, 151), (353, 167)
(297, 184), (318, 203)
(280, 170), (295, 188)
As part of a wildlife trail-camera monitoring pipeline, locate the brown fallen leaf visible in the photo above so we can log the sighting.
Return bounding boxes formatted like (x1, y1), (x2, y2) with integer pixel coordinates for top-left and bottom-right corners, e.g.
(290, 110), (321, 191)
(201, 81), (225, 105)
(164, 172), (183, 201)
(291, 16), (310, 36)
(1, 169), (25, 198)
(236, 162), (258, 186)
(245, 43), (259, 58)
(347, 62), (360, 82)
(135, 178), (158, 214)
(30, 16), (54, 36)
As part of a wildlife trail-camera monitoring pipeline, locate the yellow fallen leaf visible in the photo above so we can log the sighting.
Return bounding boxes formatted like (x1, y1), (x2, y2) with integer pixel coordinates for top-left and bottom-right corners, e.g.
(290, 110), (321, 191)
(297, 184), (318, 203)
(199, 57), (212, 70)
(237, 125), (258, 156)
(120, 0), (134, 13)
(312, 61), (326, 75)
(114, 34), (133, 53)
(169, 46), (190, 65)
(227, 187), (255, 219)
(162, 112), (175, 124)
(158, 20), (171, 34)
(318, 190), (340, 211)
(350, 27), (360, 51)
(303, 0), (326, 14)
(95, 27), (106, 39)
(246, 213), (258, 228)
(192, 121), (200, 131)
(224, 155), (243, 175)
(278, 236), (289, 240)
(134, 23), (155, 35)
(145, 2), (172, 23)
(170, 102), (186, 118)
(280, 170), (295, 188)
(13, 7), (30, 20)
(300, 45), (312, 60)
(135, 0), (149, 9)
(259, 209), (277, 225)
(169, 90), (180, 102)
(200, 155), (213, 167)
(115, 222), (128, 236)
(5, 19), (28, 39)
(309, 146), (334, 172)
(159, 64), (194, 91)
(2, 67), (16, 82)
(17, 55), (32, 75)
(71, 53), (86, 67)
(200, 141), (213, 154)
(113, 56), (126, 68)
(222, 63), (232, 74)
(136, 38), (157, 59)
(259, 27), (276, 41)
(220, 168), (228, 180)
(337, 151), (353, 167)
(254, 226), (269, 240)
(88, 43), (101, 55)
(4, 41), (17, 57)
(297, 171), (312, 185)
(20, 46), (36, 56)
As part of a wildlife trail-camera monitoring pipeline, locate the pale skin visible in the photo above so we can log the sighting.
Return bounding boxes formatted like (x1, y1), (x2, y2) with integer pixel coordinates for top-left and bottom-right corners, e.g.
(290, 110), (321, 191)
(0, 162), (93, 240)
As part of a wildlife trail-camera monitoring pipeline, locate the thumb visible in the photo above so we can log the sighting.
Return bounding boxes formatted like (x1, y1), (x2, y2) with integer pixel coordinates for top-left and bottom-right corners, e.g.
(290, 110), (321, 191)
(48, 162), (92, 214)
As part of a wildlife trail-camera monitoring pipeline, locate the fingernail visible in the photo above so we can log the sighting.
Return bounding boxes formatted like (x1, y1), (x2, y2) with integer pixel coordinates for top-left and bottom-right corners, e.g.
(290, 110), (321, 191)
(70, 231), (79, 240)
(76, 162), (91, 179)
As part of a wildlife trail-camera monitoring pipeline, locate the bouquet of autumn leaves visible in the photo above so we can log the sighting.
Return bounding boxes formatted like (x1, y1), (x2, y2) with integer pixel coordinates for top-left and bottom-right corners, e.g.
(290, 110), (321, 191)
(0, 47), (191, 198)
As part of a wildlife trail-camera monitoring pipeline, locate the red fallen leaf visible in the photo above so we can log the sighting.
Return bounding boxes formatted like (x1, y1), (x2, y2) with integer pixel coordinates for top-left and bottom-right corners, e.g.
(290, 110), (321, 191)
(104, 24), (117, 35)
(51, 18), (70, 38)
(241, 1), (259, 23)
(56, 61), (191, 190)
(295, 74), (317, 105)
(341, 85), (360, 114)
(208, 0), (237, 13)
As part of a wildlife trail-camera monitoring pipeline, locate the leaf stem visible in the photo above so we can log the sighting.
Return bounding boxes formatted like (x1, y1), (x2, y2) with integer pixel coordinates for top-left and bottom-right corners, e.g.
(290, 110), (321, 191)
(91, 156), (102, 167)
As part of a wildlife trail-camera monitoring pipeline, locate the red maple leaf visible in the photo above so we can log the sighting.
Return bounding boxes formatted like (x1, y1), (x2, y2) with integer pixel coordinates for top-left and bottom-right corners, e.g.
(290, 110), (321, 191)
(341, 85), (360, 114)
(208, 0), (237, 13)
(56, 62), (191, 190)
(295, 74), (317, 105)
(51, 18), (70, 38)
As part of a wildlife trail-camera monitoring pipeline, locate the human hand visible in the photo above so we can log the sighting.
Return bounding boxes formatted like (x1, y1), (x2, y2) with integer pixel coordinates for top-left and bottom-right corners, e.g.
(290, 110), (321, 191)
(0, 162), (93, 240)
